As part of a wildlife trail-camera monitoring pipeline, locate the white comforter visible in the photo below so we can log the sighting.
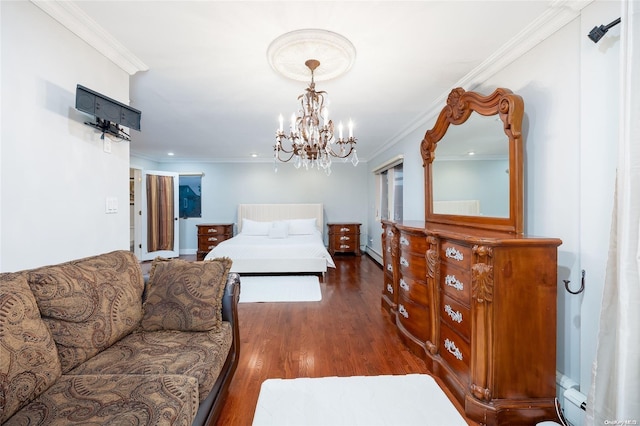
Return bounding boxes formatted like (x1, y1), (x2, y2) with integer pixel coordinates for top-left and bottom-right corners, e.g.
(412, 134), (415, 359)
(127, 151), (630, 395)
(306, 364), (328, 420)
(204, 231), (336, 268)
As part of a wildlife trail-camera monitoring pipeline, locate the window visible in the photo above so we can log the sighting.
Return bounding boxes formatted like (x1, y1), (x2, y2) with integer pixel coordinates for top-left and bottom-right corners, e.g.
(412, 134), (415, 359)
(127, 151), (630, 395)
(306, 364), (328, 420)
(179, 174), (202, 218)
(374, 155), (403, 221)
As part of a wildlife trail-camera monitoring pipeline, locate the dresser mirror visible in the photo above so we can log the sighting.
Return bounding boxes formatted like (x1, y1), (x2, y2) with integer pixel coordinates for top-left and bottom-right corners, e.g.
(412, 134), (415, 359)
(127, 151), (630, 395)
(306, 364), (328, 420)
(420, 87), (524, 234)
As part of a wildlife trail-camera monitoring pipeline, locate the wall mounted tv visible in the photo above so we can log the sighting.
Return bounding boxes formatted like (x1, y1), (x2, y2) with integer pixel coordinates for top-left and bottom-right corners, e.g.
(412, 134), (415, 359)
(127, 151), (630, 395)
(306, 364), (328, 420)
(75, 84), (141, 141)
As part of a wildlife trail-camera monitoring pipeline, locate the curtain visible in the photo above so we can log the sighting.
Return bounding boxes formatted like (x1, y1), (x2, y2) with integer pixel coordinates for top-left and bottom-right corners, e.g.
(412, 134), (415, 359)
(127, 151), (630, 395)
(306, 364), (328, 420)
(146, 174), (175, 252)
(586, 1), (640, 423)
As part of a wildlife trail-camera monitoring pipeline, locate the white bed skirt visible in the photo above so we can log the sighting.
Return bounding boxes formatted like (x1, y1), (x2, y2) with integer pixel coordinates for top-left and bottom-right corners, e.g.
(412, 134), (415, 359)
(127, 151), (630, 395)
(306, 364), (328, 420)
(227, 258), (327, 274)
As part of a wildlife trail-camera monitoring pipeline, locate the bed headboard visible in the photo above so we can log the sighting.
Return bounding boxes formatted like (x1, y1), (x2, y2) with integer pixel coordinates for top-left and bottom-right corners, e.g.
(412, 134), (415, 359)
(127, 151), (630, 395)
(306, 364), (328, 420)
(237, 204), (324, 234)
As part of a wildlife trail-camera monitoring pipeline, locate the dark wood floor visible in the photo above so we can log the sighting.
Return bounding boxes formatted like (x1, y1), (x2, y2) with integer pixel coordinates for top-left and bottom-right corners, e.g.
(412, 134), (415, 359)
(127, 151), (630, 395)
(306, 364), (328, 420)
(212, 254), (474, 426)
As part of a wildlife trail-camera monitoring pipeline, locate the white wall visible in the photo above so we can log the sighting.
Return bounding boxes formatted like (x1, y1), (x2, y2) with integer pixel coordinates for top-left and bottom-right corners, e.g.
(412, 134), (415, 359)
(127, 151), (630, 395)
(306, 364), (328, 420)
(0, 2), (131, 271)
(131, 158), (369, 253)
(576, 0), (619, 393)
(366, 0), (620, 408)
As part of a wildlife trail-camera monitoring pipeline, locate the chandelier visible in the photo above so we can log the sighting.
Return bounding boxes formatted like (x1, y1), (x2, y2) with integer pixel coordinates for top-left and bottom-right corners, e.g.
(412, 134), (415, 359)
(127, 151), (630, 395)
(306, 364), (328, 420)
(274, 59), (358, 175)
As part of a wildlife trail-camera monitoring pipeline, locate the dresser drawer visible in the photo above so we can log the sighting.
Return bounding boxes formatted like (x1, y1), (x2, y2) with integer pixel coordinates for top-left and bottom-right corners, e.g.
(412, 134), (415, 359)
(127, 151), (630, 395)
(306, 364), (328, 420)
(384, 273), (395, 299)
(398, 231), (428, 254)
(384, 239), (393, 257)
(439, 322), (471, 384)
(397, 294), (430, 342)
(440, 262), (471, 304)
(197, 235), (228, 252)
(398, 274), (428, 306)
(329, 234), (358, 252)
(383, 226), (395, 239)
(441, 295), (471, 340)
(198, 224), (232, 236)
(333, 224), (359, 234)
(440, 240), (472, 270)
(399, 250), (427, 281)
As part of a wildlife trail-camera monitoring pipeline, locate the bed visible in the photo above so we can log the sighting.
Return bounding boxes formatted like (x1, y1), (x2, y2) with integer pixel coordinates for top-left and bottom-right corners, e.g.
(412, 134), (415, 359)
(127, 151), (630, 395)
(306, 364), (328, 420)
(204, 204), (335, 274)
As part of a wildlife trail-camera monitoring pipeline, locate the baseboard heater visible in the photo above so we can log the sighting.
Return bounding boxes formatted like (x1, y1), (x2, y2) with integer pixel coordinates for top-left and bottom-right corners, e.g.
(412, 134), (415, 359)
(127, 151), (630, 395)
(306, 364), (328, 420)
(556, 372), (587, 425)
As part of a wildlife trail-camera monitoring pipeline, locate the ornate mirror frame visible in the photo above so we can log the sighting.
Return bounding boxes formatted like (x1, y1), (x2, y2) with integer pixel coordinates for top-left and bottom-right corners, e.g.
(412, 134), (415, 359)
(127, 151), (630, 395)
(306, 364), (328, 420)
(420, 87), (524, 234)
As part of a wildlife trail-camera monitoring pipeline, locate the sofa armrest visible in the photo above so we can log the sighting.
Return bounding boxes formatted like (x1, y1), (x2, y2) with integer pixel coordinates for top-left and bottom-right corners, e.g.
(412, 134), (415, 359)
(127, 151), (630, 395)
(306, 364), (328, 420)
(193, 272), (241, 426)
(221, 272), (240, 323)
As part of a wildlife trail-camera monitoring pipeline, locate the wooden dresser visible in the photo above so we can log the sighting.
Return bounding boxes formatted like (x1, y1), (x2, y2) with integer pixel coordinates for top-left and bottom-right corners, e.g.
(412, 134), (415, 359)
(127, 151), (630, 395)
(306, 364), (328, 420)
(380, 88), (563, 424)
(196, 223), (233, 261)
(327, 223), (361, 256)
(384, 221), (560, 424)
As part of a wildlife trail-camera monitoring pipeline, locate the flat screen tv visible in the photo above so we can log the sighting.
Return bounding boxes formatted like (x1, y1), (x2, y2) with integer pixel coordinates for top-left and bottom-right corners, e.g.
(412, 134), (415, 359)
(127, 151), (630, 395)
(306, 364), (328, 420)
(75, 84), (141, 140)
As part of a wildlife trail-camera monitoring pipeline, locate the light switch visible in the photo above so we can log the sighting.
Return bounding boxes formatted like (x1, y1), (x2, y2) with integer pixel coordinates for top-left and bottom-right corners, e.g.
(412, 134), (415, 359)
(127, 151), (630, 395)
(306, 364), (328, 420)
(105, 197), (118, 214)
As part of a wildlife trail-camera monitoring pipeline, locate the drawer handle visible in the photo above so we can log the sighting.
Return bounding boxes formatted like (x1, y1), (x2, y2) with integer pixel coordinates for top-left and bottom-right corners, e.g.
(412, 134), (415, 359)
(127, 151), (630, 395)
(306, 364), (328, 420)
(445, 304), (463, 323)
(207, 245), (215, 250)
(339, 244), (350, 249)
(398, 304), (409, 318)
(445, 274), (464, 291)
(387, 246), (391, 253)
(400, 257), (409, 267)
(387, 230), (393, 237)
(387, 264), (393, 272)
(386, 283), (393, 294)
(444, 338), (463, 361)
(340, 227), (351, 232)
(445, 247), (464, 261)
(400, 236), (409, 246)
(340, 236), (350, 241)
(208, 237), (218, 242)
(207, 229), (218, 233)
(399, 278), (409, 291)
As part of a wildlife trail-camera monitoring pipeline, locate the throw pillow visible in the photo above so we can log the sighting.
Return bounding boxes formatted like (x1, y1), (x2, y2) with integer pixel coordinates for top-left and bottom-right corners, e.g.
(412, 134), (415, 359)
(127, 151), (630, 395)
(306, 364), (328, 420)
(268, 220), (289, 239)
(140, 257), (232, 332)
(25, 250), (144, 373)
(0, 272), (62, 423)
(241, 219), (270, 235)
(287, 218), (318, 235)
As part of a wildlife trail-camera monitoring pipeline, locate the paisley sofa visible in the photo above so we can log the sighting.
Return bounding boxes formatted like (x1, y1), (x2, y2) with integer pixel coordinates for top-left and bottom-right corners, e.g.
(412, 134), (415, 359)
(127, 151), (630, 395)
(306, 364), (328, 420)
(0, 250), (240, 425)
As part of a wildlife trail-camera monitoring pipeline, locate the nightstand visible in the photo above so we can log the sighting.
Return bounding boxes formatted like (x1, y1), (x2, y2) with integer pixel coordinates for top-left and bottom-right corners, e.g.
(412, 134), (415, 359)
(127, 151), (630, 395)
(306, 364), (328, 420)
(196, 223), (234, 261)
(327, 223), (361, 256)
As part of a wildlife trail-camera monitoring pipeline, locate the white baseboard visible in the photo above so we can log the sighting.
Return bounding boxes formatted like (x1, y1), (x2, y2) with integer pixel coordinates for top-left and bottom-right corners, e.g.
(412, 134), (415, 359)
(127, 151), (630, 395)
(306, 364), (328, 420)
(366, 246), (383, 265)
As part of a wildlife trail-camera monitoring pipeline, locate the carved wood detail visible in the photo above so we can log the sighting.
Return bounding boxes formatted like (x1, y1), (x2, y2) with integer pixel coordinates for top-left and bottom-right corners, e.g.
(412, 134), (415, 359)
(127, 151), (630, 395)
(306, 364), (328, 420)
(470, 244), (494, 402)
(426, 236), (440, 355)
(471, 245), (494, 304)
(422, 87), (525, 234)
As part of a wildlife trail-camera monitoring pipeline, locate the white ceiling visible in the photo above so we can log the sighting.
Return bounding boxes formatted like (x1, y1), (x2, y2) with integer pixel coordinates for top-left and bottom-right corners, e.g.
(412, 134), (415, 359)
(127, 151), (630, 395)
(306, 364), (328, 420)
(43, 1), (580, 163)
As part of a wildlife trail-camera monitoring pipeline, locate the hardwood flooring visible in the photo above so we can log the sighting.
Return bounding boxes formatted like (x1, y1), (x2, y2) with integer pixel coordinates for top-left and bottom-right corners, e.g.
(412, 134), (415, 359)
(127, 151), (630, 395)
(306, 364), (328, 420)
(214, 254), (474, 426)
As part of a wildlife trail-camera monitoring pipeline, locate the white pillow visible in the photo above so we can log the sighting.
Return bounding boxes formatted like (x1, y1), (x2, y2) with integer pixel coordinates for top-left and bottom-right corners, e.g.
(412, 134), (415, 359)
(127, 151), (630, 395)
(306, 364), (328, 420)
(287, 218), (317, 235)
(242, 219), (270, 235)
(268, 221), (289, 239)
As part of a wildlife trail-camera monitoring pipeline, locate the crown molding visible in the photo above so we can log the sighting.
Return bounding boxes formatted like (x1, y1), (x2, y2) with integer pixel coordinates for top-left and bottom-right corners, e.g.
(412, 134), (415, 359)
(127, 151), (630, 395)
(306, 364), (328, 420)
(369, 0), (594, 161)
(30, 0), (148, 75)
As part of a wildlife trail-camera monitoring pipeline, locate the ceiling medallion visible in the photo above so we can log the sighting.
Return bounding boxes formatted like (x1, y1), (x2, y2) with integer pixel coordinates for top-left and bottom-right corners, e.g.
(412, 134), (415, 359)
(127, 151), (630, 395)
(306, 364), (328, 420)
(267, 29), (356, 82)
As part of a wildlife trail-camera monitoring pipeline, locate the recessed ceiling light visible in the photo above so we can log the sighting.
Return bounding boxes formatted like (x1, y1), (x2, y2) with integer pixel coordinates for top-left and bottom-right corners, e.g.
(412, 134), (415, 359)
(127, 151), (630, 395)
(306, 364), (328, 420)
(251, 153), (258, 158)
(168, 152), (174, 156)
(467, 151), (475, 156)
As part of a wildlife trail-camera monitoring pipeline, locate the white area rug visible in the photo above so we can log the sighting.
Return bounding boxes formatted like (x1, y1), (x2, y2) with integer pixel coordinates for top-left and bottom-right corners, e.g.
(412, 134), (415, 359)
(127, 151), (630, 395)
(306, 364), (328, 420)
(252, 374), (467, 425)
(239, 275), (322, 303)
